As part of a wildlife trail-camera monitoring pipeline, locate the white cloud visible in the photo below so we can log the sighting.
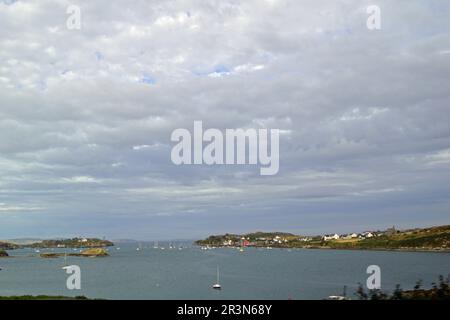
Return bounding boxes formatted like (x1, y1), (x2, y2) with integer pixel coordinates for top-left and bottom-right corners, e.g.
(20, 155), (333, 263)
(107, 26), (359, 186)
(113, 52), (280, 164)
(0, 202), (44, 212)
(62, 176), (101, 184)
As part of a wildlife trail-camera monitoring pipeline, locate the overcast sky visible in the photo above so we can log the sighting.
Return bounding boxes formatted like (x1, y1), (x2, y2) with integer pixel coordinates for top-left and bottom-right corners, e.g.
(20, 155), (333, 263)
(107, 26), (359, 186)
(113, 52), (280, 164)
(0, 0), (449, 240)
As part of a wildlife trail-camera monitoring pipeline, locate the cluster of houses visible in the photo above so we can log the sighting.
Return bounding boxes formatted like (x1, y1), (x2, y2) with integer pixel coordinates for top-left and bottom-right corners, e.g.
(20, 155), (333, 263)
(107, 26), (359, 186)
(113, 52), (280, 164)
(217, 227), (399, 247)
(322, 232), (374, 241)
(260, 235), (289, 244)
(221, 235), (289, 247)
(56, 238), (89, 248)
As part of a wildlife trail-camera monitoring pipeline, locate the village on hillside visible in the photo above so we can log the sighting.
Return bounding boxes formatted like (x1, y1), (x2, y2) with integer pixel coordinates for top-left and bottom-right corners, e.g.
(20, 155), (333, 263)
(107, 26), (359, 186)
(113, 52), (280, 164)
(196, 225), (450, 251)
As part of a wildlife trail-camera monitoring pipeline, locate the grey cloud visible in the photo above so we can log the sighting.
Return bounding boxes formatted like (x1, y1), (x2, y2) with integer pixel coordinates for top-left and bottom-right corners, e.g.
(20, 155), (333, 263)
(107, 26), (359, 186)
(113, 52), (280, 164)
(0, 0), (449, 239)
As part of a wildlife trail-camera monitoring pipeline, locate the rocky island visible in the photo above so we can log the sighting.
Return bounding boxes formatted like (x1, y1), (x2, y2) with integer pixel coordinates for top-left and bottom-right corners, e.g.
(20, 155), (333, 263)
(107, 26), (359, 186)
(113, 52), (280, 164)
(0, 238), (113, 259)
(40, 248), (109, 258)
(29, 238), (114, 249)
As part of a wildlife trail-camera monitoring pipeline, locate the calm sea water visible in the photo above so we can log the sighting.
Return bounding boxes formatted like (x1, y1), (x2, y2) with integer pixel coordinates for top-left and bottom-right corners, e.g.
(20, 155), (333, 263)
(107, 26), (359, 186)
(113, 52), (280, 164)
(0, 243), (449, 299)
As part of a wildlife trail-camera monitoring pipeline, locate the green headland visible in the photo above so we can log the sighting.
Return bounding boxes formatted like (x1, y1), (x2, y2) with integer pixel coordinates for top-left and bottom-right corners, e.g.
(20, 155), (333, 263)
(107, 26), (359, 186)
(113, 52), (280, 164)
(196, 225), (450, 252)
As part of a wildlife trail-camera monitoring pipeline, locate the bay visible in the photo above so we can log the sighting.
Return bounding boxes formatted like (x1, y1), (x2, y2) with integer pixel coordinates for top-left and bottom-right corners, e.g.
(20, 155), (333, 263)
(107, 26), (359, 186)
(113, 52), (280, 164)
(0, 243), (448, 300)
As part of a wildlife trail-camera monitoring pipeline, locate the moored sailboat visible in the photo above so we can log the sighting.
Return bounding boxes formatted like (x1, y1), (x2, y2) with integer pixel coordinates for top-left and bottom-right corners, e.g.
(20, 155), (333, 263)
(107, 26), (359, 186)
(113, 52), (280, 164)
(212, 266), (222, 290)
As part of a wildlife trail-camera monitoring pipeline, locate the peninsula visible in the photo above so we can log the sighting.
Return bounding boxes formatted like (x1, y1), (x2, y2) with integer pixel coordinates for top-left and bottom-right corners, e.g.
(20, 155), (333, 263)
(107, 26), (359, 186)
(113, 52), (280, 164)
(196, 225), (450, 252)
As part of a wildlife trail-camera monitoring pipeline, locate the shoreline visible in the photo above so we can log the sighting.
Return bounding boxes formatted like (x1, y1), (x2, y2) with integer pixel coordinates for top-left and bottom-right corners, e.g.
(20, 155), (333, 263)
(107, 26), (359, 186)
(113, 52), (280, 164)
(199, 245), (450, 254)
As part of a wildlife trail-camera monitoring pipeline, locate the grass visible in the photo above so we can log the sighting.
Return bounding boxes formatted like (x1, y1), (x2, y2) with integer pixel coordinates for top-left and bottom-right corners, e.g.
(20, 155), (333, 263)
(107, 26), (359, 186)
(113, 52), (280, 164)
(0, 295), (89, 300)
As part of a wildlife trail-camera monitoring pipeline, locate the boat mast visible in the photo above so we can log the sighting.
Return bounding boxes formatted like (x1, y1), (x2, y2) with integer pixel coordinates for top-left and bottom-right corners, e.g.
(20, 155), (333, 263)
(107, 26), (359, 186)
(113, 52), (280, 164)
(217, 266), (220, 284)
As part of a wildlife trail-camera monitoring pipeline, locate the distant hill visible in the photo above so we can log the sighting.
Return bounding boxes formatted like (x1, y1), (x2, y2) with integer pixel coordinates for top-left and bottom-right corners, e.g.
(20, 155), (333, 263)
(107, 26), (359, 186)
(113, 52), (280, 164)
(111, 239), (139, 243)
(0, 239), (43, 245)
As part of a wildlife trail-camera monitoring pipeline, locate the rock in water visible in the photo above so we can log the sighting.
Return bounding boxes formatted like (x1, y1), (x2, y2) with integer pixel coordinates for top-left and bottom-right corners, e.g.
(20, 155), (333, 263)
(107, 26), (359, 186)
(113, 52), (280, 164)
(80, 248), (109, 257)
(40, 248), (109, 258)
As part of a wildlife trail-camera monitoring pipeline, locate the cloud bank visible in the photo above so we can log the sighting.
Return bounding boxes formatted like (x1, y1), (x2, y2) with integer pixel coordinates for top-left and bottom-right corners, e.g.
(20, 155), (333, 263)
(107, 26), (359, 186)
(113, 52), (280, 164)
(0, 0), (449, 239)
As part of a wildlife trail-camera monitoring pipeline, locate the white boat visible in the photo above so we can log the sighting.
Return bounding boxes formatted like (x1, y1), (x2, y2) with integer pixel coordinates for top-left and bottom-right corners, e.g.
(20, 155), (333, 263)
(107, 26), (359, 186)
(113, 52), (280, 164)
(212, 266), (222, 290)
(326, 295), (347, 300)
(326, 286), (349, 300)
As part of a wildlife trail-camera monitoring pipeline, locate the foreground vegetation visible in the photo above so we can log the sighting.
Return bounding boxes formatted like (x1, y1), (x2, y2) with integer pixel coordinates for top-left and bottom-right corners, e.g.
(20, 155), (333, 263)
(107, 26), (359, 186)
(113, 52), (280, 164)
(0, 295), (89, 300)
(355, 275), (450, 300)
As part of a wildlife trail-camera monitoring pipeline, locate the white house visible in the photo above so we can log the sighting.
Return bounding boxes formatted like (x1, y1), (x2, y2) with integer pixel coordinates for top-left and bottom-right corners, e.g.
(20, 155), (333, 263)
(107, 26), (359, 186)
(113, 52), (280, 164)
(222, 239), (233, 246)
(363, 231), (375, 239)
(323, 234), (340, 241)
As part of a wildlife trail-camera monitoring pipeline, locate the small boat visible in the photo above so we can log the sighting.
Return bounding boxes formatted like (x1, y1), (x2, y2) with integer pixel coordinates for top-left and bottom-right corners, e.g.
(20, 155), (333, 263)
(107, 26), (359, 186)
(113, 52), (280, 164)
(212, 266), (222, 290)
(326, 286), (349, 300)
(326, 295), (347, 300)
